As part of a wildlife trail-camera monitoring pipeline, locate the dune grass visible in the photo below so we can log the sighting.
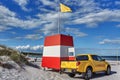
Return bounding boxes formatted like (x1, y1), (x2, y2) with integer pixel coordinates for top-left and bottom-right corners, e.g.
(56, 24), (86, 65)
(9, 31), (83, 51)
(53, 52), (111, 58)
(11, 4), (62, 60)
(0, 45), (29, 68)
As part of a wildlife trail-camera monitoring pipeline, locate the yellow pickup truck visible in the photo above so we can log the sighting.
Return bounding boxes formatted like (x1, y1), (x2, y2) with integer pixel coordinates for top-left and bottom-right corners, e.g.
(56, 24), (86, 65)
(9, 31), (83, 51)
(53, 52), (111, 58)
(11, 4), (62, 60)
(61, 54), (111, 79)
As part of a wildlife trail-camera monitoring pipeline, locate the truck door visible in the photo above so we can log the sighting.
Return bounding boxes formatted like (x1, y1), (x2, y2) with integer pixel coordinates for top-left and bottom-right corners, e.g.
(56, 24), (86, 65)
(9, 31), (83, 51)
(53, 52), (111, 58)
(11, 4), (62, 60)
(91, 55), (106, 71)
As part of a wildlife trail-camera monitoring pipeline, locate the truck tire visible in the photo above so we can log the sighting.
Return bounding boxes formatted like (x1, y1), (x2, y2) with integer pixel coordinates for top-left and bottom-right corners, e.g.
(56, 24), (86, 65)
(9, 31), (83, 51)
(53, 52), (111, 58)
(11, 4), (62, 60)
(82, 68), (92, 80)
(105, 66), (111, 75)
(68, 73), (75, 77)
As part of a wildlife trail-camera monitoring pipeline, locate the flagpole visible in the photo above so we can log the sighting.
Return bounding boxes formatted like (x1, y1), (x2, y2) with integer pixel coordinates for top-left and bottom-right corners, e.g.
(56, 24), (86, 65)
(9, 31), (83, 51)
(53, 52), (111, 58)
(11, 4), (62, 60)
(58, 3), (71, 34)
(58, 3), (60, 34)
(58, 12), (60, 34)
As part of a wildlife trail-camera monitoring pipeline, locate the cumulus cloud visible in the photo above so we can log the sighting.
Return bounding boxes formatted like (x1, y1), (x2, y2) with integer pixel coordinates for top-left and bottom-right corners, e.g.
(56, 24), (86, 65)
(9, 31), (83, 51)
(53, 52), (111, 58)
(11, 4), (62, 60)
(31, 45), (43, 51)
(15, 45), (43, 51)
(99, 39), (120, 44)
(16, 45), (30, 50)
(0, 5), (47, 29)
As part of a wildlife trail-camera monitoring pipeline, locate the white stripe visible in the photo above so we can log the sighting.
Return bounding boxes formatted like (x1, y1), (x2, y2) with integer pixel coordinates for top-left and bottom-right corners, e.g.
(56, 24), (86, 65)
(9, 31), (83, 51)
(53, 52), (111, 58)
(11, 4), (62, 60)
(43, 46), (75, 57)
(43, 46), (60, 57)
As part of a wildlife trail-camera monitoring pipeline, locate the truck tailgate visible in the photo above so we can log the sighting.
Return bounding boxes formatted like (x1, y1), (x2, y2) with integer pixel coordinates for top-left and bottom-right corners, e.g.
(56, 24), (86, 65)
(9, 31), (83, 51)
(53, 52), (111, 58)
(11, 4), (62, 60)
(61, 61), (77, 69)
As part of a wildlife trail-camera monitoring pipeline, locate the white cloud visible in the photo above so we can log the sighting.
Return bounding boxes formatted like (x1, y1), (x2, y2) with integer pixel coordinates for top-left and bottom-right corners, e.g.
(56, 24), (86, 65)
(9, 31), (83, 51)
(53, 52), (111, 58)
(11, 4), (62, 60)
(15, 34), (43, 40)
(40, 0), (56, 6)
(10, 31), (16, 34)
(63, 0), (100, 13)
(0, 32), (43, 41)
(37, 0), (100, 24)
(16, 45), (30, 50)
(38, 7), (53, 13)
(116, 24), (120, 27)
(31, 45), (43, 51)
(99, 39), (120, 44)
(0, 5), (16, 17)
(64, 27), (88, 37)
(115, 1), (120, 5)
(13, 0), (31, 11)
(41, 21), (58, 35)
(73, 9), (120, 27)
(36, 12), (73, 35)
(0, 39), (10, 41)
(36, 0), (120, 29)
(25, 34), (43, 40)
(0, 4), (67, 32)
(0, 0), (120, 37)
(15, 45), (43, 51)
(0, 26), (11, 32)
(0, 5), (47, 29)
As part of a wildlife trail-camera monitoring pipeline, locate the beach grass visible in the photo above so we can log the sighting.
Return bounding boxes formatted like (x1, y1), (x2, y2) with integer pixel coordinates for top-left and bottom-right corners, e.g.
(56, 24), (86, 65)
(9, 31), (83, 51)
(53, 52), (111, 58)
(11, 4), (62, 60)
(0, 45), (29, 68)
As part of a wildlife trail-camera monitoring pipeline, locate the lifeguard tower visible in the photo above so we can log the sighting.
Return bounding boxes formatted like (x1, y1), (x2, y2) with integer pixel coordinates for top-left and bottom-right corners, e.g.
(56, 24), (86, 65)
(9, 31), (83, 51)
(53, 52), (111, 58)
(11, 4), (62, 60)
(41, 34), (75, 70)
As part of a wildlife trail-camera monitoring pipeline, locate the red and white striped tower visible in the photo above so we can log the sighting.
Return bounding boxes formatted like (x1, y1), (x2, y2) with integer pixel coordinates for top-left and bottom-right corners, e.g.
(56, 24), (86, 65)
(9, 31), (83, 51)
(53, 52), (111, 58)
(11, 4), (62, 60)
(41, 34), (75, 70)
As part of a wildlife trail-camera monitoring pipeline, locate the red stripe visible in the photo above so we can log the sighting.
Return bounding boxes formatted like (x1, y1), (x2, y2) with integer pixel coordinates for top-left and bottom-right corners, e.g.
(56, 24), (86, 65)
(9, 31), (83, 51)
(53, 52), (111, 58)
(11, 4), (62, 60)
(44, 34), (73, 46)
(41, 57), (61, 70)
(69, 56), (75, 60)
(41, 56), (75, 70)
(61, 34), (73, 46)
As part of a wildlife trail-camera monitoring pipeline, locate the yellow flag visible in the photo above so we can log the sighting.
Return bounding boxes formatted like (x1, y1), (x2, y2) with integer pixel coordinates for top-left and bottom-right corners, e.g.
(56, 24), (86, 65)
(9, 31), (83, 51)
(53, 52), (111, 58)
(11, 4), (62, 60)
(60, 3), (72, 12)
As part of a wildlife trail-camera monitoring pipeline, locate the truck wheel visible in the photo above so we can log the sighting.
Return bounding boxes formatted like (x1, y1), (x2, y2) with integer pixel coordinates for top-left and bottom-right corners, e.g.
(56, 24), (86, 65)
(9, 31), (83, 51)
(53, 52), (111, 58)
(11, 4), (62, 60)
(59, 70), (62, 74)
(83, 68), (92, 80)
(68, 73), (75, 77)
(105, 66), (111, 75)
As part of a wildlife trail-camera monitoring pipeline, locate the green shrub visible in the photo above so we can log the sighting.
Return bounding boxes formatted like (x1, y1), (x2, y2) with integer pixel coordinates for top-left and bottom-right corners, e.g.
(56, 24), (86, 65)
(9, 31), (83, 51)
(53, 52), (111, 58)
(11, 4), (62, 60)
(10, 53), (20, 63)
(10, 52), (29, 66)
(0, 50), (12, 56)
(0, 45), (29, 66)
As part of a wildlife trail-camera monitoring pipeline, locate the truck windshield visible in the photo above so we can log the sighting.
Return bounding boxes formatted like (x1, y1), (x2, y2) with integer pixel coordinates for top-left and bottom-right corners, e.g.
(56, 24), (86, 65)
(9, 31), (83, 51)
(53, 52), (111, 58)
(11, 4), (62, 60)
(76, 55), (88, 61)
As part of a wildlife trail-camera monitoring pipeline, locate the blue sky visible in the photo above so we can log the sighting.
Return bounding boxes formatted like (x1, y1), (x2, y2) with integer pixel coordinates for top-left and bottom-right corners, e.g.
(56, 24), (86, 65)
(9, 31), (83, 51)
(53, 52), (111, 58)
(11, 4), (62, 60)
(0, 0), (120, 53)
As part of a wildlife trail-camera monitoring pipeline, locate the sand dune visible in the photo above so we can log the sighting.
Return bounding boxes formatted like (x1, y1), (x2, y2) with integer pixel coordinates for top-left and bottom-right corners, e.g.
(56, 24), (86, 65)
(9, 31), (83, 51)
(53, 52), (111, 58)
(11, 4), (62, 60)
(0, 61), (120, 80)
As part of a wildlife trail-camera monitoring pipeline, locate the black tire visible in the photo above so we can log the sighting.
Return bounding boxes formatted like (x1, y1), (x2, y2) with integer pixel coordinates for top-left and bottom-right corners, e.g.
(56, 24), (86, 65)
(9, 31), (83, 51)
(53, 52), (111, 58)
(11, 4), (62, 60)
(82, 68), (93, 80)
(68, 73), (75, 77)
(105, 66), (111, 75)
(43, 67), (47, 71)
(59, 70), (62, 74)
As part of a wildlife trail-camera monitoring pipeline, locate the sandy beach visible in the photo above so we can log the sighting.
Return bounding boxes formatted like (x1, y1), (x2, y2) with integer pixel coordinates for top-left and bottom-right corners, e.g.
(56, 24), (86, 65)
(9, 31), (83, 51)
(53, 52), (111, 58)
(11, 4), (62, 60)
(38, 61), (120, 80)
(0, 60), (120, 80)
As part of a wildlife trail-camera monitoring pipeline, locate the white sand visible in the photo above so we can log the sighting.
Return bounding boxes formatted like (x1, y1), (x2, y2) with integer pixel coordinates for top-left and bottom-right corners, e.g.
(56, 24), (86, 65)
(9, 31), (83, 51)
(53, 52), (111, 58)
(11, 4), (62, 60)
(0, 61), (120, 80)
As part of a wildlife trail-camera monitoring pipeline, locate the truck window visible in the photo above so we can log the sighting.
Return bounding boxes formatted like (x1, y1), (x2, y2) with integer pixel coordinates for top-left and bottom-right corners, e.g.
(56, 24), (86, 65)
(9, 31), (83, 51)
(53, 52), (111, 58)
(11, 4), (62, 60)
(92, 55), (103, 61)
(76, 55), (89, 61)
(69, 52), (74, 56)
